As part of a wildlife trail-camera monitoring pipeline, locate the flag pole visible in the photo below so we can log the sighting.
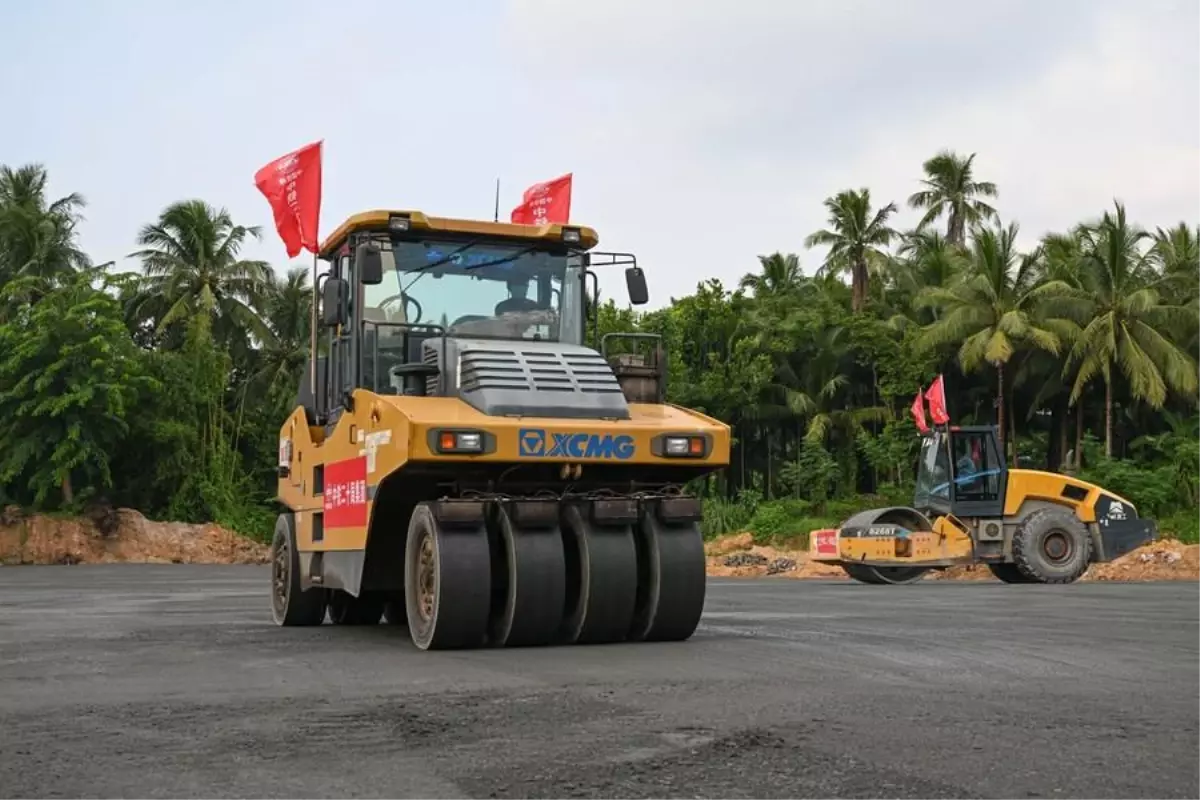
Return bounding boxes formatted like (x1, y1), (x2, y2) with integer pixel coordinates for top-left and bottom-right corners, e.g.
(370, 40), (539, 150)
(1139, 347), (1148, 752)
(494, 178), (500, 222)
(311, 251), (318, 398)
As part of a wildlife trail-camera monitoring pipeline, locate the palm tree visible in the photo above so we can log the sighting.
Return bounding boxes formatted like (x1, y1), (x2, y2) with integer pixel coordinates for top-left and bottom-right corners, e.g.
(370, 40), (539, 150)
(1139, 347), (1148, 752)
(804, 188), (898, 313)
(0, 163), (91, 294)
(1149, 222), (1199, 342)
(127, 199), (274, 350)
(907, 150), (998, 247)
(1063, 202), (1199, 457)
(888, 229), (968, 324)
(738, 252), (803, 297)
(251, 267), (313, 394)
(915, 220), (1077, 461)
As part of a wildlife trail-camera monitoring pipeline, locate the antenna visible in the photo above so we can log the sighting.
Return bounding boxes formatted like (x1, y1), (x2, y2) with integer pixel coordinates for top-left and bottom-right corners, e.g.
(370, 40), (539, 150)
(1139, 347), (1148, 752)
(494, 178), (500, 222)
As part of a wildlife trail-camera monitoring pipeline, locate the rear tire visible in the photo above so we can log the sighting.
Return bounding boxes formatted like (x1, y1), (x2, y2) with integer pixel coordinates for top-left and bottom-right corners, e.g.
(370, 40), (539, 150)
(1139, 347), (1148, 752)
(558, 503), (638, 645)
(842, 563), (929, 584)
(1012, 508), (1092, 584)
(270, 513), (327, 626)
(628, 509), (706, 642)
(328, 590), (384, 625)
(404, 502), (492, 650)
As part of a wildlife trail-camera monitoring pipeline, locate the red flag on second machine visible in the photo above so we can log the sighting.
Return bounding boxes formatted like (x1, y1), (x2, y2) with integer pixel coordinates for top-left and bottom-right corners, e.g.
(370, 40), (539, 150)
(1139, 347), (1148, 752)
(925, 374), (950, 425)
(511, 173), (572, 225)
(254, 140), (323, 258)
(910, 390), (930, 433)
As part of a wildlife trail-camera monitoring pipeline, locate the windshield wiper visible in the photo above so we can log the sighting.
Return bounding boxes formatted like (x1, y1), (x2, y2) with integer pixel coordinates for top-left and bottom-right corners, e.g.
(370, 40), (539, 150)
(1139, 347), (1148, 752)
(401, 240), (482, 293)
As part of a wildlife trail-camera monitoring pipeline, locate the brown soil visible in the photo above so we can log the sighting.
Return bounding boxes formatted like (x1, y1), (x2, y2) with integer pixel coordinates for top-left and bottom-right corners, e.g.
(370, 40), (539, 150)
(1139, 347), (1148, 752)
(0, 506), (269, 566)
(705, 532), (1200, 582)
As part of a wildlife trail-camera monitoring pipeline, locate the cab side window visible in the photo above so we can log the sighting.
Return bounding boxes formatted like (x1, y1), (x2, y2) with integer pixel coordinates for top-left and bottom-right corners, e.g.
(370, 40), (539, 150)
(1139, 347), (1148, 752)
(954, 431), (1001, 503)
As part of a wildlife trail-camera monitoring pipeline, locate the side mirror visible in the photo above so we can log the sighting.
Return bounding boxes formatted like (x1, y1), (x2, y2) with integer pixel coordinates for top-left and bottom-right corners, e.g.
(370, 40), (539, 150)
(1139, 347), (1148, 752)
(322, 277), (349, 327)
(356, 242), (384, 285)
(625, 266), (649, 306)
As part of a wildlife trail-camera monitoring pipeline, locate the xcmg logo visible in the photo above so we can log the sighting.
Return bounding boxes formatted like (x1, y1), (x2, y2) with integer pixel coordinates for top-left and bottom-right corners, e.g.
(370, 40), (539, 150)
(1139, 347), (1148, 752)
(518, 428), (636, 460)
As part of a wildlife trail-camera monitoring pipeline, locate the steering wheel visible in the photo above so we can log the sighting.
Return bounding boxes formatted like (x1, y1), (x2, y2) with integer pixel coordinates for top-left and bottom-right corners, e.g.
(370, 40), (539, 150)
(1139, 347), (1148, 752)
(377, 293), (422, 324)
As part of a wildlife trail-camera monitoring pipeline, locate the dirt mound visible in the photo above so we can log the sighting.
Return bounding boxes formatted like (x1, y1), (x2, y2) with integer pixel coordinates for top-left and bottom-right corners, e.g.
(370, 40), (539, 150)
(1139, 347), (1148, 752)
(0, 506), (269, 566)
(705, 535), (847, 579)
(705, 532), (1199, 582)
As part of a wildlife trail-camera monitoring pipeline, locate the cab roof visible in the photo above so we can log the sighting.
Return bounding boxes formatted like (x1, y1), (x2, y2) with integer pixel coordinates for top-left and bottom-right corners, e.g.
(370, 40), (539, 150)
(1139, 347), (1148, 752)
(318, 209), (600, 260)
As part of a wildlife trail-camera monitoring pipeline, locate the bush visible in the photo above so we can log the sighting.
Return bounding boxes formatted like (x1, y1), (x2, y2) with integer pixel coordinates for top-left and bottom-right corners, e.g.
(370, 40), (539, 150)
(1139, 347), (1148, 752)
(1161, 510), (1199, 545)
(748, 499), (836, 547)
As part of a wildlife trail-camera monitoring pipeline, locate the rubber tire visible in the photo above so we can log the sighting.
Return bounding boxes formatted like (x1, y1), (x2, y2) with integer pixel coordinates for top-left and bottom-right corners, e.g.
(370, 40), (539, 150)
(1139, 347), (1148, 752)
(842, 563), (930, 584)
(487, 505), (566, 648)
(270, 513), (327, 626)
(328, 590), (384, 625)
(404, 502), (492, 650)
(628, 512), (706, 642)
(558, 504), (638, 645)
(987, 563), (1037, 583)
(1011, 508), (1093, 584)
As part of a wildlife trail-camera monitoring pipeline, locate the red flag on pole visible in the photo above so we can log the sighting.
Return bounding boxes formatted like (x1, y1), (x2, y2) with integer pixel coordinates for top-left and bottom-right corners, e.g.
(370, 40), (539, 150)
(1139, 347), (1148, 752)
(925, 374), (950, 425)
(910, 390), (930, 433)
(510, 173), (572, 225)
(254, 140), (323, 258)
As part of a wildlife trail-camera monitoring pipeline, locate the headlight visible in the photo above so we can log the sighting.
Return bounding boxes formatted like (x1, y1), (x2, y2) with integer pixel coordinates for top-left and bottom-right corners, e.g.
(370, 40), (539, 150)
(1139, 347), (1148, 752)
(389, 214), (411, 232)
(436, 430), (484, 454)
(562, 227), (581, 243)
(661, 435), (706, 458)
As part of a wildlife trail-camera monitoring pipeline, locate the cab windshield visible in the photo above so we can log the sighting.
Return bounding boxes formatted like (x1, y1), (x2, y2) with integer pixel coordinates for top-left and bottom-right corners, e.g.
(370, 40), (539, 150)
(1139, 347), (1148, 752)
(914, 432), (951, 506)
(362, 237), (584, 344)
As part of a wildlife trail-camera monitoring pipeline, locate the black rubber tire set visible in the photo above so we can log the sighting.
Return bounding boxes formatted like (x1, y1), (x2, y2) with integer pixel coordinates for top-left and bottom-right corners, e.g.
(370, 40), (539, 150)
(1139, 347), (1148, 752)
(270, 499), (707, 651)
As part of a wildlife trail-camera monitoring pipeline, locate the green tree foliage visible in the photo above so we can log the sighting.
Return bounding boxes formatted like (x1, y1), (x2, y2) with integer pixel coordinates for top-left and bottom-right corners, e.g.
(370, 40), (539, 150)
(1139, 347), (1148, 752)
(0, 157), (1195, 546)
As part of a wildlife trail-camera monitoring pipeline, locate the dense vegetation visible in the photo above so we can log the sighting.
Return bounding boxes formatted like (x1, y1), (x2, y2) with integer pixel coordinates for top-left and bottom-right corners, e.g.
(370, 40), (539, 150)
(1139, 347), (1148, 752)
(0, 152), (1196, 545)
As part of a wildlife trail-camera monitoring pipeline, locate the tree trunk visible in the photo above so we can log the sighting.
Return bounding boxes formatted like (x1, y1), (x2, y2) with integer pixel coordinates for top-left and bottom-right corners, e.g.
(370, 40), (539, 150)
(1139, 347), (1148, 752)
(1075, 402), (1084, 470)
(996, 362), (1006, 463)
(1104, 377), (1113, 458)
(948, 207), (963, 248)
(852, 256), (868, 312)
(1009, 388), (1017, 466)
(61, 472), (74, 505)
(1057, 402), (1068, 471)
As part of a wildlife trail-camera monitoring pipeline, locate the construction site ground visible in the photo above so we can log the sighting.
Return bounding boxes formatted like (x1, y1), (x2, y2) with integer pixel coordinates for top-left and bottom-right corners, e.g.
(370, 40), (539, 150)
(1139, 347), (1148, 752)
(1, 565), (1196, 799)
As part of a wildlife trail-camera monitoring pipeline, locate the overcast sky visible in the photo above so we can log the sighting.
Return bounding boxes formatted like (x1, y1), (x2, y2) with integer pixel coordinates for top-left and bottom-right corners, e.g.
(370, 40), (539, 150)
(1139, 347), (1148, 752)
(2, 0), (1197, 309)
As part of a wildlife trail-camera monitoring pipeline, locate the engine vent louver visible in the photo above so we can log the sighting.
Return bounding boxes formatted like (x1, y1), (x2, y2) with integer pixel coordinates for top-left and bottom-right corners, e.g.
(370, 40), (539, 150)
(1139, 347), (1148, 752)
(423, 344), (440, 396)
(459, 348), (625, 396)
(433, 338), (632, 420)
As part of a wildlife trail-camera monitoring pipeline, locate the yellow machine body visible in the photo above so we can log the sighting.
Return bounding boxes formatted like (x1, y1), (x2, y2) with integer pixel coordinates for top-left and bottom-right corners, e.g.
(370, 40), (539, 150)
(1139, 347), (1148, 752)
(277, 394), (730, 552)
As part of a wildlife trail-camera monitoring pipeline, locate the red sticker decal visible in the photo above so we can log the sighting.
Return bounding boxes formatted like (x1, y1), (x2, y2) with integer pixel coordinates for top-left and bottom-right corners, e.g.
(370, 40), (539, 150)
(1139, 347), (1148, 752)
(814, 529), (838, 555)
(324, 456), (368, 528)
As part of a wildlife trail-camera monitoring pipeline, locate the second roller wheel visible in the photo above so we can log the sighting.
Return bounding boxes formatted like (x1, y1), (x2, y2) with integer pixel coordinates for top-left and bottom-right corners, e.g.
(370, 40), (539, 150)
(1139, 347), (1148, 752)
(628, 506), (707, 643)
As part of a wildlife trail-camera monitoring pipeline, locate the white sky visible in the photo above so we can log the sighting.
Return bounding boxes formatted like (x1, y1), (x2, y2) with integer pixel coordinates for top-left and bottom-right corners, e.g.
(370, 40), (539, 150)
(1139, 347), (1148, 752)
(2, 0), (1197, 309)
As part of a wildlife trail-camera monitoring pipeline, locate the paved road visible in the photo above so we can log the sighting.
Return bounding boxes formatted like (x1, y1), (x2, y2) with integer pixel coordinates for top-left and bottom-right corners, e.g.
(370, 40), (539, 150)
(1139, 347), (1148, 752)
(0, 566), (1196, 799)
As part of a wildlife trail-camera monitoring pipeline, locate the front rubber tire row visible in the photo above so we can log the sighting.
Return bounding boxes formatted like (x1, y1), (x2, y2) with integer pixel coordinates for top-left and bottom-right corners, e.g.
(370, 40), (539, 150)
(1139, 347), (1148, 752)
(270, 499), (707, 651)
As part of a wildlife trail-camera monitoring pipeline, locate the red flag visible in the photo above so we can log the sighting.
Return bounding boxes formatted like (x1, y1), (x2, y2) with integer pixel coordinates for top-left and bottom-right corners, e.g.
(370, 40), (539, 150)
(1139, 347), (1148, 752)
(924, 374), (950, 425)
(910, 390), (930, 433)
(510, 173), (572, 225)
(254, 140), (323, 258)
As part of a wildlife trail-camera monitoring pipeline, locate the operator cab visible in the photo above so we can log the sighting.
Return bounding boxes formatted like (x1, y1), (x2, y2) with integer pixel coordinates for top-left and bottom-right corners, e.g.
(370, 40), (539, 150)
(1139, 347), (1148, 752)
(913, 425), (1007, 519)
(300, 210), (651, 426)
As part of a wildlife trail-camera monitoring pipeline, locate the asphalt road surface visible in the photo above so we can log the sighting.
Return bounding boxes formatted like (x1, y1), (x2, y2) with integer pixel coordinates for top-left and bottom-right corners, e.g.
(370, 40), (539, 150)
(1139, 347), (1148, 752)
(0, 566), (1196, 799)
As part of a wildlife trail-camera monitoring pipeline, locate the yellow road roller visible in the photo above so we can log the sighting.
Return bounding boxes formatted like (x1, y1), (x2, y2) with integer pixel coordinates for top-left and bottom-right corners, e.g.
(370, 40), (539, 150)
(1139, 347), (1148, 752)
(809, 424), (1157, 584)
(271, 210), (730, 648)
